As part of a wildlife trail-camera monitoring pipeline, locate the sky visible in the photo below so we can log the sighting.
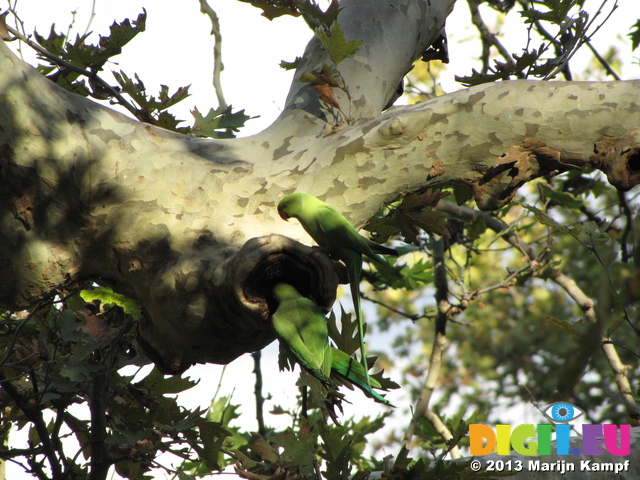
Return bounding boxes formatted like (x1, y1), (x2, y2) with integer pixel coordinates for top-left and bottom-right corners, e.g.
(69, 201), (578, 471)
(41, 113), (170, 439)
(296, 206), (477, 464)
(3, 0), (639, 478)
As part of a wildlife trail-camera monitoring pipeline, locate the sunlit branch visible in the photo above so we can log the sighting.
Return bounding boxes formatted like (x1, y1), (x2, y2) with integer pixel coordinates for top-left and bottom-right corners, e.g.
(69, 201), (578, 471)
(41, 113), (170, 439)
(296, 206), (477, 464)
(199, 0), (228, 110)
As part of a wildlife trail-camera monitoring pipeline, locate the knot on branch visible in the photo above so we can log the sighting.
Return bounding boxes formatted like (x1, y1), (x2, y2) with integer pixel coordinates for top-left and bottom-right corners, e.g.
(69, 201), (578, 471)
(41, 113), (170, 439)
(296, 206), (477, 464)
(473, 138), (581, 210)
(591, 133), (640, 191)
(138, 234), (344, 374)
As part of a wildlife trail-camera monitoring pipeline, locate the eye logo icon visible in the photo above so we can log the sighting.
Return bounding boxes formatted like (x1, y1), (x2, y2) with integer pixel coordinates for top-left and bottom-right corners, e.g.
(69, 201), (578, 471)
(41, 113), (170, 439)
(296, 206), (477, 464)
(543, 402), (584, 423)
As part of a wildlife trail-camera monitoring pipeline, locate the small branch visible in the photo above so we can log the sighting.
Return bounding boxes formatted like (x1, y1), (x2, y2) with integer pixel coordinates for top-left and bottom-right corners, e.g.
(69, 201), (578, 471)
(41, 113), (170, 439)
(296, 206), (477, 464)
(199, 0), (228, 109)
(361, 292), (425, 322)
(616, 190), (633, 263)
(544, 0), (619, 80)
(437, 199), (639, 420)
(551, 270), (597, 324)
(468, 0), (517, 76)
(89, 369), (111, 480)
(585, 40), (621, 81)
(433, 238), (450, 337)
(0, 372), (63, 479)
(601, 340), (640, 421)
(436, 200), (537, 260)
(252, 351), (266, 436)
(403, 238), (460, 458)
(0, 300), (48, 368)
(551, 269), (639, 419)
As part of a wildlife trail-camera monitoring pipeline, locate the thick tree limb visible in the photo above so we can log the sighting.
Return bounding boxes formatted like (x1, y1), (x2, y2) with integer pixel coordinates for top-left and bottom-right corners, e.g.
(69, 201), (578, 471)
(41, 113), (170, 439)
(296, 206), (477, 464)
(1, 0), (639, 371)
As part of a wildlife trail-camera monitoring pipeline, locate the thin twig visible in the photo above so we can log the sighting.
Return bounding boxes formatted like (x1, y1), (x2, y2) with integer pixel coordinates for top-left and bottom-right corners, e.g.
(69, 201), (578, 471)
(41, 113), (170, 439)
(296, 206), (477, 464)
(468, 0), (518, 76)
(437, 199), (639, 420)
(0, 372), (63, 479)
(361, 293), (425, 322)
(0, 300), (48, 368)
(251, 351), (266, 436)
(585, 40), (621, 81)
(551, 270), (639, 420)
(199, 0), (228, 109)
(617, 190), (633, 262)
(545, 0), (619, 80)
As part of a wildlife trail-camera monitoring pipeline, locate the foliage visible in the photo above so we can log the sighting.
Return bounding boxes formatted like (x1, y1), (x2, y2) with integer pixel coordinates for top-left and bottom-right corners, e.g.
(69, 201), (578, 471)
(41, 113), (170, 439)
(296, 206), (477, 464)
(12, 10), (251, 138)
(0, 287), (236, 479)
(2, 0), (640, 479)
(455, 0), (606, 85)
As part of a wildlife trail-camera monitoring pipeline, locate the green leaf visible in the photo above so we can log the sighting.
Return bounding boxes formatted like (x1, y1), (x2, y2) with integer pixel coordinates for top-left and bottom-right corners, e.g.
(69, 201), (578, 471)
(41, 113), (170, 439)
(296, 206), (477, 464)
(60, 309), (89, 343)
(546, 316), (579, 335)
(207, 396), (240, 427)
(194, 418), (230, 471)
(114, 71), (191, 114)
(190, 106), (253, 138)
(140, 367), (198, 396)
(99, 10), (147, 58)
(327, 307), (361, 356)
(280, 57), (301, 70)
(399, 258), (434, 290)
(35, 11), (146, 71)
(316, 21), (361, 64)
(452, 182), (473, 205)
(364, 216), (397, 244)
(521, 203), (567, 231)
(272, 426), (317, 473)
(297, 0), (341, 28)
(467, 215), (487, 240)
(237, 0), (301, 20)
(629, 20), (640, 51)
(80, 286), (142, 317)
(541, 183), (585, 210)
(247, 433), (280, 463)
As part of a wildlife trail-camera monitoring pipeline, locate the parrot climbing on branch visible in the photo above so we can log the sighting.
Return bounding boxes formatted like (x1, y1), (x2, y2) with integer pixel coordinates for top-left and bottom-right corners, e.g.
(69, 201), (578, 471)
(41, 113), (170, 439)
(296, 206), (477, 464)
(271, 282), (391, 405)
(277, 193), (398, 389)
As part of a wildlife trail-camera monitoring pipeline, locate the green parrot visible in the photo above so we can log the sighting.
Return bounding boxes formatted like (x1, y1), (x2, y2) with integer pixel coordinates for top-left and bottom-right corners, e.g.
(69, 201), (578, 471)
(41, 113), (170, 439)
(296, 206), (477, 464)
(277, 193), (398, 388)
(271, 282), (390, 405)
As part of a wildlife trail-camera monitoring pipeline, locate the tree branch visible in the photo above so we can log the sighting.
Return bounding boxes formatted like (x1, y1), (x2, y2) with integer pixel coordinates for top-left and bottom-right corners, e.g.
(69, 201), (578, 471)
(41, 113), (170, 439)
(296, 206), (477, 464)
(437, 200), (639, 420)
(404, 238), (461, 458)
(252, 351), (266, 436)
(88, 369), (111, 480)
(0, 373), (63, 479)
(199, 0), (228, 109)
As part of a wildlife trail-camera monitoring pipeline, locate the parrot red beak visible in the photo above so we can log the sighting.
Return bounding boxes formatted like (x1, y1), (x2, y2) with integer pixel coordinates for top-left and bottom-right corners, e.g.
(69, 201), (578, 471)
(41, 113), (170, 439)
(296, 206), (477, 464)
(279, 210), (289, 221)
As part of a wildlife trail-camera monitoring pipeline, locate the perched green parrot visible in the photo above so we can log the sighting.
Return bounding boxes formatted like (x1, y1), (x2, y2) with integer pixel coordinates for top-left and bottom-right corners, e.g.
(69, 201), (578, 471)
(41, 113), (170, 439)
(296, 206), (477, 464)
(271, 282), (390, 405)
(277, 193), (398, 388)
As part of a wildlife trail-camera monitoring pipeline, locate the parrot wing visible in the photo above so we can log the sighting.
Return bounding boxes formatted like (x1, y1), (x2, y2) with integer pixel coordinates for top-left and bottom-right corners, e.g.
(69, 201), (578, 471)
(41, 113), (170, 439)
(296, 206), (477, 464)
(272, 284), (333, 386)
(315, 205), (378, 258)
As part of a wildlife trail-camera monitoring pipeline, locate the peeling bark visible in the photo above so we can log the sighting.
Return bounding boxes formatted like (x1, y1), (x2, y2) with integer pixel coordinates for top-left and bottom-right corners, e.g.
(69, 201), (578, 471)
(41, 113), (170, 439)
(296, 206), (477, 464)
(1, 0), (639, 371)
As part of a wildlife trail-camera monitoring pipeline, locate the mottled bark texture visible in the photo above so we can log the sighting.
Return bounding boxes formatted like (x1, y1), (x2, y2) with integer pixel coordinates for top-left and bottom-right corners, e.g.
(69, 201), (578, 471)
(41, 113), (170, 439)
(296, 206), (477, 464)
(1, 0), (639, 372)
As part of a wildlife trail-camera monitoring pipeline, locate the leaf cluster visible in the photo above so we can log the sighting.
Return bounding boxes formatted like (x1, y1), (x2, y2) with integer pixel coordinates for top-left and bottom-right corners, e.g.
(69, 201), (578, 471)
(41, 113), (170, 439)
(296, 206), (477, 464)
(0, 287), (237, 479)
(17, 10), (251, 138)
(428, 0), (623, 87)
(238, 0), (340, 25)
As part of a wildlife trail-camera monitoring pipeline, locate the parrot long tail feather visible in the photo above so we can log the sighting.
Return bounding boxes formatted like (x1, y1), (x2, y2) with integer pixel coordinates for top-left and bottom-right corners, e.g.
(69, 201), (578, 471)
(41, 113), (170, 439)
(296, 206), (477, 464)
(331, 349), (392, 406)
(345, 254), (372, 390)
